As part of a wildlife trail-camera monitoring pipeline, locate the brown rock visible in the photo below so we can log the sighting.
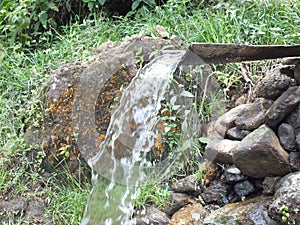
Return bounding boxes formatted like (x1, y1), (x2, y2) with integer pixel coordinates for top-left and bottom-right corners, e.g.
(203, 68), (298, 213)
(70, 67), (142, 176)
(170, 203), (208, 225)
(213, 104), (248, 138)
(205, 139), (240, 164)
(262, 176), (281, 195)
(235, 99), (272, 131)
(226, 127), (250, 140)
(165, 193), (190, 216)
(265, 86), (300, 128)
(278, 123), (296, 152)
(171, 175), (202, 195)
(233, 124), (290, 178)
(254, 68), (296, 100)
(289, 152), (300, 171)
(203, 196), (276, 224)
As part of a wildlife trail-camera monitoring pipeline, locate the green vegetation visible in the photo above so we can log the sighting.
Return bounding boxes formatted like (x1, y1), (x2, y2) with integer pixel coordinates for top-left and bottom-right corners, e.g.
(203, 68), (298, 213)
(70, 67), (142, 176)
(279, 205), (298, 225)
(1, 0), (299, 224)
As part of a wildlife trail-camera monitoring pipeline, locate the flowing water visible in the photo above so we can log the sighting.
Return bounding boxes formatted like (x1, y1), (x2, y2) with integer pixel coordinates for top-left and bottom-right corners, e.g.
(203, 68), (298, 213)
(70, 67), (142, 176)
(80, 50), (220, 224)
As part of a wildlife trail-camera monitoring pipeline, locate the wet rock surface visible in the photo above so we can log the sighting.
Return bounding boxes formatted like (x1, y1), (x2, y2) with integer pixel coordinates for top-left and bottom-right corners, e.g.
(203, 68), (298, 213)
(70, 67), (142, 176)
(134, 206), (170, 225)
(164, 193), (190, 216)
(170, 203), (208, 225)
(26, 35), (178, 173)
(269, 172), (300, 225)
(171, 175), (202, 195)
(203, 196), (277, 225)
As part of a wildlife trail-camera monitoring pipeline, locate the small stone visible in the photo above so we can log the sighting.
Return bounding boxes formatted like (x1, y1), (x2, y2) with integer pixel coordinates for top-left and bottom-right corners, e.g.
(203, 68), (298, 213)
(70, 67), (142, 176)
(200, 181), (230, 205)
(289, 152), (300, 171)
(223, 165), (246, 183)
(155, 25), (169, 39)
(170, 203), (208, 225)
(201, 161), (220, 186)
(294, 63), (300, 84)
(265, 86), (300, 128)
(226, 127), (250, 140)
(296, 132), (300, 150)
(253, 68), (296, 100)
(262, 177), (281, 195)
(284, 103), (300, 130)
(278, 123), (296, 151)
(0, 198), (28, 213)
(29, 200), (45, 217)
(165, 193), (190, 216)
(205, 139), (240, 164)
(279, 65), (294, 78)
(234, 180), (255, 198)
(171, 175), (202, 195)
(213, 104), (249, 138)
(135, 206), (170, 225)
(235, 100), (271, 131)
(233, 124), (290, 178)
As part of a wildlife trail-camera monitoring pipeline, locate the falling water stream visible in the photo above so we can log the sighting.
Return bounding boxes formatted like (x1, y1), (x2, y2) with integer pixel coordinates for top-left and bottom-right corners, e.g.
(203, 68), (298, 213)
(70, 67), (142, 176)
(80, 50), (217, 225)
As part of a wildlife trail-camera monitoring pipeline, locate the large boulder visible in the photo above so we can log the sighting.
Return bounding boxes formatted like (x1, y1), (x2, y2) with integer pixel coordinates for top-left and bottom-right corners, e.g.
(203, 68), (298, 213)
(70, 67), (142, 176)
(26, 35), (180, 173)
(233, 124), (290, 178)
(203, 196), (277, 225)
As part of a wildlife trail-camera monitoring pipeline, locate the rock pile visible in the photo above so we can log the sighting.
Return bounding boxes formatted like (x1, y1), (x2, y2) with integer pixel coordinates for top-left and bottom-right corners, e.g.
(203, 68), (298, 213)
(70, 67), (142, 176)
(137, 61), (300, 224)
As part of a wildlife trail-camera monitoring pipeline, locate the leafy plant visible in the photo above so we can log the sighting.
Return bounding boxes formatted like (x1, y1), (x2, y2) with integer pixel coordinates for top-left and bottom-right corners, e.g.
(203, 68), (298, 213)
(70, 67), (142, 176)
(279, 204), (297, 225)
(135, 181), (170, 208)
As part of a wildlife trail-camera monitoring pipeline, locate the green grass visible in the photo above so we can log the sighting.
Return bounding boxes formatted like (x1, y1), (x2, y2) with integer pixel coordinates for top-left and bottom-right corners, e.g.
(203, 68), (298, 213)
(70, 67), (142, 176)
(0, 0), (300, 224)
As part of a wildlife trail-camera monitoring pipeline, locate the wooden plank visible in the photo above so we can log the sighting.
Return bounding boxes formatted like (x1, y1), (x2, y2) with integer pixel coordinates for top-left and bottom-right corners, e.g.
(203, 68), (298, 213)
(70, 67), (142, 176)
(189, 43), (300, 64)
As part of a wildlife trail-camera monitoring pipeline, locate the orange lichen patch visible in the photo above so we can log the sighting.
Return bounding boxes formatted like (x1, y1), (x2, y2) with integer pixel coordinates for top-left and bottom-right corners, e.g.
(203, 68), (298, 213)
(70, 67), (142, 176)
(95, 65), (136, 136)
(42, 65), (137, 173)
(99, 134), (106, 141)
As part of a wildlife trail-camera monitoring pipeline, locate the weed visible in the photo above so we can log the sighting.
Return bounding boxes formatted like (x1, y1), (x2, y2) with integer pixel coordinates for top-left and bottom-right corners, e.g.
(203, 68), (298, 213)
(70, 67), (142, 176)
(135, 181), (170, 209)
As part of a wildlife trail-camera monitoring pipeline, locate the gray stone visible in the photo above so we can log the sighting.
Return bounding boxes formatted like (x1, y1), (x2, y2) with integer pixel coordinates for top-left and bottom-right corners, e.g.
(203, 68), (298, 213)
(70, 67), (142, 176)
(171, 174), (202, 195)
(294, 63), (300, 84)
(233, 124), (290, 178)
(213, 104), (249, 138)
(29, 200), (45, 216)
(263, 177), (281, 195)
(200, 181), (230, 205)
(234, 180), (255, 198)
(0, 198), (28, 213)
(284, 103), (300, 130)
(297, 132), (300, 149)
(205, 139), (240, 164)
(269, 172), (300, 225)
(278, 123), (296, 151)
(254, 68), (296, 100)
(226, 127), (250, 141)
(203, 196), (277, 225)
(265, 86), (300, 128)
(223, 165), (246, 183)
(235, 99), (271, 131)
(289, 152), (300, 171)
(165, 193), (190, 216)
(135, 206), (170, 225)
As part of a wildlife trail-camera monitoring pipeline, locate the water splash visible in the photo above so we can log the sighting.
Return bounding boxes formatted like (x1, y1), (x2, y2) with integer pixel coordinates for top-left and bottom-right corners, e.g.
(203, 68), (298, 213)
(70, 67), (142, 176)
(81, 51), (187, 225)
(79, 46), (224, 224)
